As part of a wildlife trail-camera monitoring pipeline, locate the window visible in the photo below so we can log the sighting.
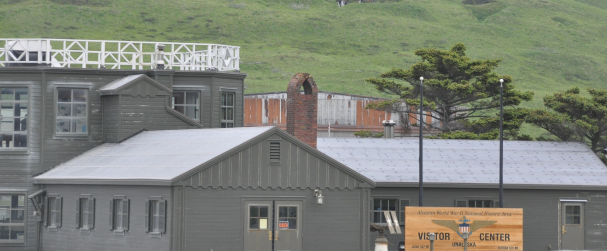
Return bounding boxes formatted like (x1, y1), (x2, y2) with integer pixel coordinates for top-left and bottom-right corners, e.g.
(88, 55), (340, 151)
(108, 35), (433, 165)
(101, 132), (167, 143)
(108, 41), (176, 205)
(455, 199), (495, 208)
(110, 197), (129, 233)
(565, 205), (581, 225)
(0, 88), (28, 148)
(269, 141), (280, 164)
(172, 91), (200, 122)
(468, 200), (494, 208)
(249, 205), (269, 230)
(45, 195), (62, 229)
(56, 88), (87, 134)
(278, 206), (297, 230)
(221, 92), (234, 128)
(145, 199), (166, 235)
(76, 196), (95, 230)
(0, 194), (25, 243)
(372, 198), (397, 224)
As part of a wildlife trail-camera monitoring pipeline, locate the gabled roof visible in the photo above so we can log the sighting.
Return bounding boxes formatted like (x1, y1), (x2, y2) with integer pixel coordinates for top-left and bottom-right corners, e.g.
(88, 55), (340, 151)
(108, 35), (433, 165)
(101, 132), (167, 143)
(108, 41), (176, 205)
(100, 74), (172, 95)
(33, 127), (374, 187)
(317, 138), (607, 190)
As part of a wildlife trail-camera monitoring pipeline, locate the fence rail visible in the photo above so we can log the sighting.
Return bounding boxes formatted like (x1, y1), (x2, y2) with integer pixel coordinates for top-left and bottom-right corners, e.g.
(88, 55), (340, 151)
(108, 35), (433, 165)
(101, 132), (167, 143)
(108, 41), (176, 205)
(0, 39), (239, 71)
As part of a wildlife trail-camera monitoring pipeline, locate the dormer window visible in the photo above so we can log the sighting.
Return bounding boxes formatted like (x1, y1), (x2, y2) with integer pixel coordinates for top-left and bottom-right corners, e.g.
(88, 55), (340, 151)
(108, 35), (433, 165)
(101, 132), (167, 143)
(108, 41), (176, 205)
(172, 91), (200, 122)
(56, 88), (88, 134)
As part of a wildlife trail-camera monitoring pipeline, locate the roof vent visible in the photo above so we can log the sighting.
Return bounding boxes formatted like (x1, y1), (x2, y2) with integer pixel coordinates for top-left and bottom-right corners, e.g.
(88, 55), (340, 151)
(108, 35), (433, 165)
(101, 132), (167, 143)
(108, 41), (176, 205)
(382, 120), (397, 138)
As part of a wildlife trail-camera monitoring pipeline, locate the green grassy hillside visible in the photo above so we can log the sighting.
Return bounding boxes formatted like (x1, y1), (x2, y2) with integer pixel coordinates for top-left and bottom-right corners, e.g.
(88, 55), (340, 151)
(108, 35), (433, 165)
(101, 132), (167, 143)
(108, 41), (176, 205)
(1, 0), (606, 109)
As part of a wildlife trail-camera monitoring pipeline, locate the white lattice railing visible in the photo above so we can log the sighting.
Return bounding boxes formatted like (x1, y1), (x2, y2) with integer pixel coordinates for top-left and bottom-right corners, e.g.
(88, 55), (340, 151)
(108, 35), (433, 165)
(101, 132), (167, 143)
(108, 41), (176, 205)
(0, 39), (240, 71)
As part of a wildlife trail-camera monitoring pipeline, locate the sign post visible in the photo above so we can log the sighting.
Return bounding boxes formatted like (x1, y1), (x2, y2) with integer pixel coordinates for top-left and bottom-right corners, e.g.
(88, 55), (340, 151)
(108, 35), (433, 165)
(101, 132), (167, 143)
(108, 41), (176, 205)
(404, 206), (523, 251)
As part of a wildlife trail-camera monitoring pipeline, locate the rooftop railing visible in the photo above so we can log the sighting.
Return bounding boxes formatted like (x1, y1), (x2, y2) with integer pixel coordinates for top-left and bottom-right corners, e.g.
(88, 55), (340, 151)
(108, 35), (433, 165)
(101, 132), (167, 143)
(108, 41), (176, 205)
(0, 39), (240, 71)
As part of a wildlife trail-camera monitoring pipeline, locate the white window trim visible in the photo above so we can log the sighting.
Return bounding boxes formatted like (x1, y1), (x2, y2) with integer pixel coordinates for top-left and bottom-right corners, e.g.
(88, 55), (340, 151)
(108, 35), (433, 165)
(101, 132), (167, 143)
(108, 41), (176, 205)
(76, 195), (95, 232)
(371, 197), (399, 225)
(45, 194), (62, 231)
(145, 196), (166, 237)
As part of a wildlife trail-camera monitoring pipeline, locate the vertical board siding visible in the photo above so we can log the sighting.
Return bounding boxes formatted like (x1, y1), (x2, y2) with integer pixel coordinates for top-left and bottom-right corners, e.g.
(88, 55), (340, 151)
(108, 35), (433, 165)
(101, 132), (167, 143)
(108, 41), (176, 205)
(178, 133), (361, 190)
(182, 187), (364, 251)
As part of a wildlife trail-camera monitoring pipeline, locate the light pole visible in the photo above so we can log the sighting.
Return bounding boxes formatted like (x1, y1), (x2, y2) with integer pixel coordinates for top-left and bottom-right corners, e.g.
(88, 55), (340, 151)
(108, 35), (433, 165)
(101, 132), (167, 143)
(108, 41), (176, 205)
(499, 78), (504, 208)
(419, 76), (424, 207)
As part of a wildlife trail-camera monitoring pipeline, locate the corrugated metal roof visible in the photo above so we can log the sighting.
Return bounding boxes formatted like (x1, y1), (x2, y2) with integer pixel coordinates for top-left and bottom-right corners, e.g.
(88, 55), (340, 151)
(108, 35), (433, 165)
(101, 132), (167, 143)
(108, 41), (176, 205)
(317, 138), (607, 189)
(100, 74), (145, 91)
(34, 127), (275, 185)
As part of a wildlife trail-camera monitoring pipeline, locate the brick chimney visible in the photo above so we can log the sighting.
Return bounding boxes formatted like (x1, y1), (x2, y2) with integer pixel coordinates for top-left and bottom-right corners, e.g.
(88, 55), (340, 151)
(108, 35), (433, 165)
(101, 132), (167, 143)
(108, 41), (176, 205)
(287, 73), (318, 148)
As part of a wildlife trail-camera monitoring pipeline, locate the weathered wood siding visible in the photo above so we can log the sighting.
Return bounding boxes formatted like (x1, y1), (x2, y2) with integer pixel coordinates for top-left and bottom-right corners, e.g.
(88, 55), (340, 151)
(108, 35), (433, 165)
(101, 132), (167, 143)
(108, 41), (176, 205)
(174, 187), (369, 251)
(102, 95), (120, 143)
(40, 185), (171, 251)
(369, 187), (607, 251)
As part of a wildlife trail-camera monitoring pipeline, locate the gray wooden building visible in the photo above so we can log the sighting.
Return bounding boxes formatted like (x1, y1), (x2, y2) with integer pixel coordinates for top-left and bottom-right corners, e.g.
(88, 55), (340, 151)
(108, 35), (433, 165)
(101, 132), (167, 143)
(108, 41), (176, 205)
(0, 38), (245, 251)
(318, 138), (607, 251)
(32, 127), (375, 251)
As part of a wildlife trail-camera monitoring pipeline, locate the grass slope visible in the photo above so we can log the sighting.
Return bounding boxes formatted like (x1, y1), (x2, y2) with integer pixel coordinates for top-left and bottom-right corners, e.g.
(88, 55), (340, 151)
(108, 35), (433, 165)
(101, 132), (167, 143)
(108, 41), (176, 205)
(1, 0), (606, 110)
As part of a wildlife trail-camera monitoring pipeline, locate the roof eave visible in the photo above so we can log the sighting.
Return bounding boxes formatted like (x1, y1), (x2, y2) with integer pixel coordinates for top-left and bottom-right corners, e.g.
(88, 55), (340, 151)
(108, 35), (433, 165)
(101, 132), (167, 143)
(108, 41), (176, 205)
(33, 178), (172, 186)
(374, 182), (607, 191)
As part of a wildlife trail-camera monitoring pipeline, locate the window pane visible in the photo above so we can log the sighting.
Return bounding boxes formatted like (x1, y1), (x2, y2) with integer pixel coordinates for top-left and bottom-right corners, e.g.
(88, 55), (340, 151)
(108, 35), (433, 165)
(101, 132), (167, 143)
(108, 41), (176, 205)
(11, 226), (24, 240)
(566, 206), (573, 214)
(279, 207), (288, 217)
(173, 92), (185, 105)
(250, 206), (258, 217)
(484, 201), (492, 208)
(72, 119), (87, 133)
(11, 210), (24, 223)
(57, 104), (71, 117)
(14, 134), (27, 147)
(56, 119), (71, 132)
(573, 206), (580, 215)
(0, 226), (9, 239)
(14, 88), (27, 101)
(58, 89), (71, 102)
(14, 103), (27, 117)
(221, 108), (226, 120)
(288, 218), (297, 229)
(227, 94), (234, 106)
(373, 199), (380, 210)
(1, 103), (13, 117)
(373, 212), (381, 223)
(1, 88), (14, 100)
(186, 92), (199, 105)
(185, 106), (198, 120)
(573, 216), (580, 224)
(381, 200), (389, 210)
(227, 123), (234, 128)
(0, 209), (8, 223)
(0, 134), (13, 147)
(73, 104), (87, 117)
(1, 118), (13, 132)
(221, 93), (226, 106)
(249, 218), (259, 229)
(289, 207), (297, 217)
(259, 206), (268, 218)
(174, 106), (184, 114)
(566, 215), (573, 224)
(227, 108), (233, 120)
(388, 200), (396, 210)
(73, 89), (87, 102)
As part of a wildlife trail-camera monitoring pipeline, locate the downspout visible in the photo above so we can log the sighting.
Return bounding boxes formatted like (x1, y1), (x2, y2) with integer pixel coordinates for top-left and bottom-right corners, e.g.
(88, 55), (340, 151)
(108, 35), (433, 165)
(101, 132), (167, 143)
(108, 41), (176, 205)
(28, 188), (46, 251)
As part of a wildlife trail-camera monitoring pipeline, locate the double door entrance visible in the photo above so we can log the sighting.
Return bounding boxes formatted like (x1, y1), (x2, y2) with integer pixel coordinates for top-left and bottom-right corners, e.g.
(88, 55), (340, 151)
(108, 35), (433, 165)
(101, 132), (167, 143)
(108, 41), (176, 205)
(244, 200), (303, 251)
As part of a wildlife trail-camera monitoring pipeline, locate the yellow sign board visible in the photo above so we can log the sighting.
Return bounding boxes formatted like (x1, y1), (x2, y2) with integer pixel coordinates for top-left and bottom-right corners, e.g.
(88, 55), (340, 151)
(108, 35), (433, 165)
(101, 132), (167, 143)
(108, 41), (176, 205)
(404, 207), (523, 251)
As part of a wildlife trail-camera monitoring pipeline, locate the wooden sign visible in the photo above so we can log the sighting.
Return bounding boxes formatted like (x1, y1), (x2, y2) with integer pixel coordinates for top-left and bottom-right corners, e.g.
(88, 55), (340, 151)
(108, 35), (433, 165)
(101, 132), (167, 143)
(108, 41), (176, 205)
(404, 207), (523, 251)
